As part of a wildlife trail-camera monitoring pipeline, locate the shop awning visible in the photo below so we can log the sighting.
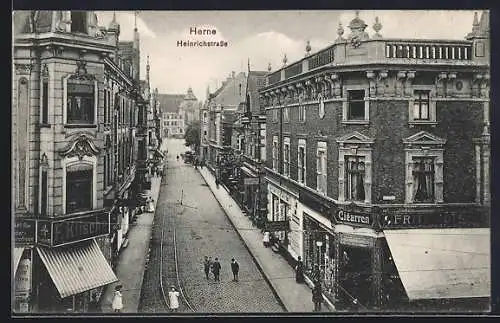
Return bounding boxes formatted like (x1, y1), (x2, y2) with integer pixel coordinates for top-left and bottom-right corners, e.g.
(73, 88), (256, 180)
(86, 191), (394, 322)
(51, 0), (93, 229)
(240, 166), (257, 177)
(384, 228), (490, 300)
(13, 247), (25, 275)
(36, 240), (118, 299)
(153, 149), (165, 159)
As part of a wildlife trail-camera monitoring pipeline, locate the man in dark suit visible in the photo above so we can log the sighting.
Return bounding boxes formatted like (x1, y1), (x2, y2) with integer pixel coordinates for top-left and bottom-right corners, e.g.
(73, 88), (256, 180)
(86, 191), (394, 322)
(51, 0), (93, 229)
(231, 258), (240, 281)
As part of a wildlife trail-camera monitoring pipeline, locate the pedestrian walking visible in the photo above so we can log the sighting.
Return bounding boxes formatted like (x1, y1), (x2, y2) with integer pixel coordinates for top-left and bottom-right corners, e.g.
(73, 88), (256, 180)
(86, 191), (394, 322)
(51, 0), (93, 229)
(168, 285), (180, 312)
(230, 258), (240, 281)
(212, 257), (221, 282)
(312, 283), (323, 312)
(203, 256), (211, 280)
(87, 293), (100, 313)
(295, 256), (305, 283)
(111, 285), (123, 313)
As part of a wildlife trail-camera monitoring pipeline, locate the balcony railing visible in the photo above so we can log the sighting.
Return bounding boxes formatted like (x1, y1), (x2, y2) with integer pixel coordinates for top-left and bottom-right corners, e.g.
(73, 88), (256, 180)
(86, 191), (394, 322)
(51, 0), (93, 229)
(308, 45), (335, 70)
(284, 62), (303, 79)
(385, 42), (472, 60)
(268, 71), (281, 85)
(263, 38), (476, 89)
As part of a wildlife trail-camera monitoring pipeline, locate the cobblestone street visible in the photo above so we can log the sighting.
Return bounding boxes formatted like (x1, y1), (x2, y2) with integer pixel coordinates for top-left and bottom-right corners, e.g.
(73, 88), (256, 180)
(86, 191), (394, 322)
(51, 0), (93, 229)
(139, 139), (284, 313)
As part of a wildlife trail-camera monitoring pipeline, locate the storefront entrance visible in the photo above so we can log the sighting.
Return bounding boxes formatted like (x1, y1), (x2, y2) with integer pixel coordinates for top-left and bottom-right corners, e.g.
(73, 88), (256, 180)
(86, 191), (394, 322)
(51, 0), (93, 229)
(338, 245), (373, 309)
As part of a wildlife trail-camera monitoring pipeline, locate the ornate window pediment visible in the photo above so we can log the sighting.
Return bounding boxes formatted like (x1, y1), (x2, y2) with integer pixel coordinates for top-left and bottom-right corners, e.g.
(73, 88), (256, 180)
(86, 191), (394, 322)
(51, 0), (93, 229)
(69, 61), (95, 82)
(59, 134), (100, 160)
(336, 131), (374, 146)
(403, 131), (446, 147)
(337, 132), (374, 204)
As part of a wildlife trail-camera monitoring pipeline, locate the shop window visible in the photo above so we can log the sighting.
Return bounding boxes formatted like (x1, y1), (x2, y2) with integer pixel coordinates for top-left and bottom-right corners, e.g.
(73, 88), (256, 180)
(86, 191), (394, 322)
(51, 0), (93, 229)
(272, 136), (278, 171)
(71, 11), (87, 34)
(297, 139), (306, 185)
(345, 156), (366, 202)
(66, 80), (95, 124)
(412, 157), (435, 203)
(271, 194), (279, 221)
(339, 245), (373, 308)
(403, 131), (445, 204)
(316, 142), (327, 195)
(66, 164), (93, 213)
(342, 87), (369, 124)
(283, 137), (290, 177)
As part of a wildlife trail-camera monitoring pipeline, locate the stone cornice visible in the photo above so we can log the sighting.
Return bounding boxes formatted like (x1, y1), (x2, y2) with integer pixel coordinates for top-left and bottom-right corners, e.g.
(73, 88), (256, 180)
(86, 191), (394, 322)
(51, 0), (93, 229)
(260, 63), (488, 94)
(14, 33), (115, 55)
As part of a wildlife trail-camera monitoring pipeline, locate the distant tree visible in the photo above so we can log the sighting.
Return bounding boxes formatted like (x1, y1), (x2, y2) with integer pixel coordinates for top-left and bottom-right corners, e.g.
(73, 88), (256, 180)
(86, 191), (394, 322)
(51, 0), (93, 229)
(184, 121), (200, 151)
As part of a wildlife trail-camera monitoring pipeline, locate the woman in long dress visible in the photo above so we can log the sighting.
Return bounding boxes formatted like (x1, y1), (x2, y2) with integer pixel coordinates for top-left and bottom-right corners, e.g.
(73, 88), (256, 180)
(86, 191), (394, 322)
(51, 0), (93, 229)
(168, 286), (180, 312)
(111, 285), (123, 313)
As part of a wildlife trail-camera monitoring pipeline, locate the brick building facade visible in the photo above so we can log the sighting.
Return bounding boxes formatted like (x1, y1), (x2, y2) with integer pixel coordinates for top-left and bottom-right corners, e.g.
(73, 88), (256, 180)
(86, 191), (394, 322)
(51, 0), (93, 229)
(259, 11), (490, 310)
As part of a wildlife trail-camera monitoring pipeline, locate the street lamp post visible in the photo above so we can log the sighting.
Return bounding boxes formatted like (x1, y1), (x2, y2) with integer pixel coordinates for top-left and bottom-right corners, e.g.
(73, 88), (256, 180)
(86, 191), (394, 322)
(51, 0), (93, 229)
(316, 240), (323, 282)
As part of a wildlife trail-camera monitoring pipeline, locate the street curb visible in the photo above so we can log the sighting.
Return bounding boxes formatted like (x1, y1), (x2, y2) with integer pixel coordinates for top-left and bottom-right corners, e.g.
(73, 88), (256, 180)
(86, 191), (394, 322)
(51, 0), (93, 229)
(197, 169), (288, 313)
(98, 177), (162, 312)
(136, 176), (164, 312)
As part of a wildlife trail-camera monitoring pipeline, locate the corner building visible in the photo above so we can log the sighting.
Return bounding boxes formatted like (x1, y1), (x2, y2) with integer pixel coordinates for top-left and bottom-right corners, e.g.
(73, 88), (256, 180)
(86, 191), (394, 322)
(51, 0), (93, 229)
(12, 11), (151, 313)
(259, 11), (490, 311)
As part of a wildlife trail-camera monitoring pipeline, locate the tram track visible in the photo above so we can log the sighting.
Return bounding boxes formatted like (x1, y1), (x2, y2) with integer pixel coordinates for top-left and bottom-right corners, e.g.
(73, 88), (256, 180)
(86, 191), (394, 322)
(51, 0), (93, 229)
(138, 162), (195, 313)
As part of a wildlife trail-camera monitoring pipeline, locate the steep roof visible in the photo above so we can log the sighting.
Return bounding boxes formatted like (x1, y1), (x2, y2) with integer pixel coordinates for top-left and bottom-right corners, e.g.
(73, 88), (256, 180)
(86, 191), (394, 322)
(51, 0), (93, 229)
(246, 71), (267, 114)
(211, 72), (247, 109)
(158, 94), (184, 113)
(184, 87), (197, 101)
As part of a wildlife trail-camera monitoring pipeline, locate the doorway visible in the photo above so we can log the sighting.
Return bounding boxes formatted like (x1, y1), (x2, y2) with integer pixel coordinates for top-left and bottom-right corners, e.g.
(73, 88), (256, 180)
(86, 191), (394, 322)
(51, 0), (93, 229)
(338, 245), (373, 309)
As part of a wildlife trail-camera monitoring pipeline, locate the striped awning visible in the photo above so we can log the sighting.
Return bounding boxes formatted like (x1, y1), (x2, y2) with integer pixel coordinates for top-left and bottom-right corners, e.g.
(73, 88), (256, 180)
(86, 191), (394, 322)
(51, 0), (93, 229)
(240, 166), (257, 177)
(13, 247), (25, 276)
(36, 240), (118, 299)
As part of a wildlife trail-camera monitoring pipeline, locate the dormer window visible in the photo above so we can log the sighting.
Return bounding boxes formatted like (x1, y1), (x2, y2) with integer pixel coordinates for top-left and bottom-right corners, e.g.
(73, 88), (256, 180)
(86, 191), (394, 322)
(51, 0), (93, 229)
(71, 11), (87, 33)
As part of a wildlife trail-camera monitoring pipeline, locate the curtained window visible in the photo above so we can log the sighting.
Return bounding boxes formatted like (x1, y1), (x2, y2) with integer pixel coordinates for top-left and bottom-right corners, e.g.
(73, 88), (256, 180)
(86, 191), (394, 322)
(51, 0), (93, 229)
(316, 147), (327, 194)
(345, 156), (365, 201)
(298, 145), (306, 184)
(412, 157), (435, 203)
(283, 139), (290, 176)
(413, 90), (430, 120)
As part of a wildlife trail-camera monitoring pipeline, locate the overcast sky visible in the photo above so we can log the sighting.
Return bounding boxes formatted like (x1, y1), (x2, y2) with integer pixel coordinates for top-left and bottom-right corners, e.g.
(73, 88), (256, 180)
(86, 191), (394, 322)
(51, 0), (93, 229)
(95, 10), (479, 102)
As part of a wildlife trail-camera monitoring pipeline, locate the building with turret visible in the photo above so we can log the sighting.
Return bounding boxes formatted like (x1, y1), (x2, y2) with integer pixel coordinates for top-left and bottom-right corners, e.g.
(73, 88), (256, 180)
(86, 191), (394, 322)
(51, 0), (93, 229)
(157, 88), (199, 138)
(259, 11), (490, 311)
(12, 10), (153, 313)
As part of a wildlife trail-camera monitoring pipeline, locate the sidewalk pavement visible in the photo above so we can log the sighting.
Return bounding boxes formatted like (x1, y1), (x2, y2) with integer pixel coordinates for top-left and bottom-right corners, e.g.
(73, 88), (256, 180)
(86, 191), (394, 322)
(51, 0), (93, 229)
(99, 175), (162, 313)
(197, 167), (335, 313)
